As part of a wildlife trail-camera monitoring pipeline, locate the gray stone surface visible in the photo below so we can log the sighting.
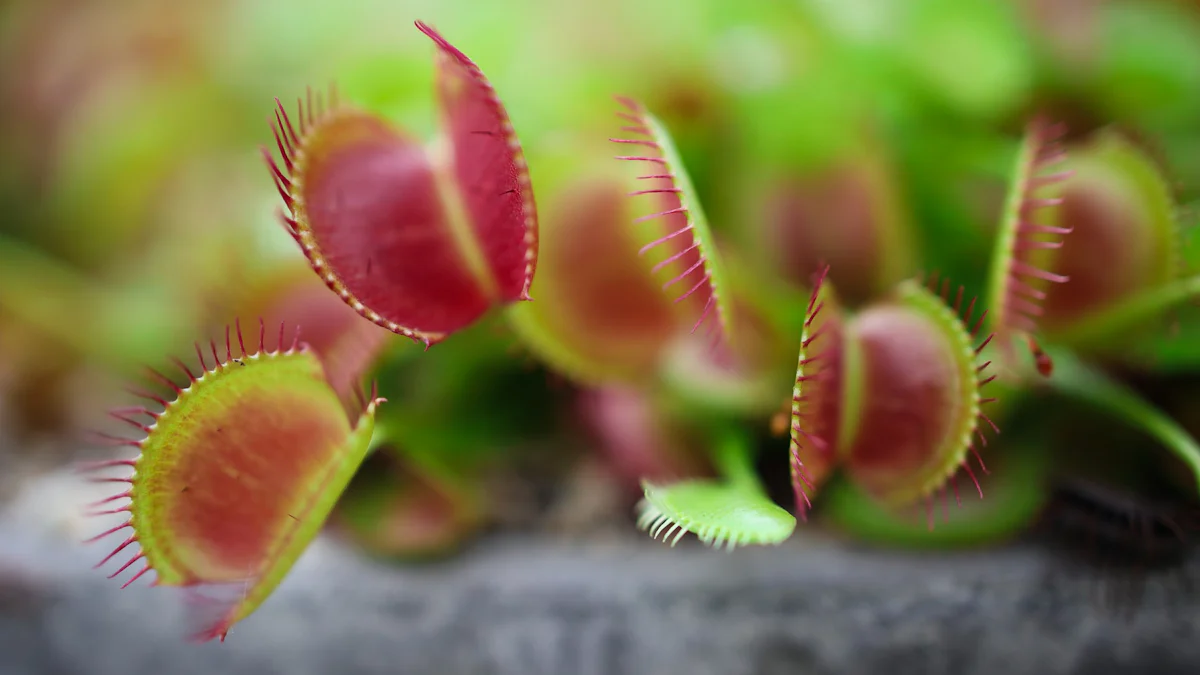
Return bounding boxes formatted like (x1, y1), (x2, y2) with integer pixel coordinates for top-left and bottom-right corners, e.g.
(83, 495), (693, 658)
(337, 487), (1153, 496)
(0, 470), (1198, 675)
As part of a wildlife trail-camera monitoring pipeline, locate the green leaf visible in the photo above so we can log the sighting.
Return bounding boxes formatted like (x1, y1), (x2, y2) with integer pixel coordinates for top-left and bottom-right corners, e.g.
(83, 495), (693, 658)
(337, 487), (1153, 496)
(84, 332), (382, 641)
(635, 424), (795, 549)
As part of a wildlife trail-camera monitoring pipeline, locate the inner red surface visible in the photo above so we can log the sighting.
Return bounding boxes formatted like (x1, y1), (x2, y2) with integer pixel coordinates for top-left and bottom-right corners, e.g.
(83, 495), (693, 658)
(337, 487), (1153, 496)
(301, 112), (490, 335)
(767, 168), (881, 306)
(542, 179), (677, 374)
(845, 306), (959, 500)
(430, 35), (535, 303)
(158, 381), (350, 581)
(1039, 179), (1148, 330)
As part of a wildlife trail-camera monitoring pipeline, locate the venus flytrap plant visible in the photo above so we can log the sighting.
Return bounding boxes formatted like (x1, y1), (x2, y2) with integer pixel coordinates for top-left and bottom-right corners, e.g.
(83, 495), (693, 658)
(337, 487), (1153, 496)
(609, 97), (734, 362)
(598, 99), (817, 547)
(637, 422), (795, 550)
(610, 97), (806, 419)
(844, 276), (999, 513)
(636, 266), (1003, 547)
(1031, 130), (1196, 359)
(507, 147), (679, 387)
(791, 269), (1001, 529)
(263, 21), (538, 348)
(507, 104), (802, 438)
(984, 116), (1073, 380)
(64, 7), (1200, 634)
(81, 321), (383, 642)
(788, 265), (850, 519)
(754, 146), (918, 307)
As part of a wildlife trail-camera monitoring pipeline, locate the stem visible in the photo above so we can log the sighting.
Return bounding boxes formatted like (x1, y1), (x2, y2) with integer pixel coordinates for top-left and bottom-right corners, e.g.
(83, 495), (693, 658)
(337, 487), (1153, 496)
(706, 423), (764, 494)
(1050, 274), (1200, 348)
(1045, 348), (1200, 496)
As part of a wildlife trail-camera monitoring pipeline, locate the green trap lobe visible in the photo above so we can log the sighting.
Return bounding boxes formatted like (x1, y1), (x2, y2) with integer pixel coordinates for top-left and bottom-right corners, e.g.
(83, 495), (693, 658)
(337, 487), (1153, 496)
(97, 344), (381, 642)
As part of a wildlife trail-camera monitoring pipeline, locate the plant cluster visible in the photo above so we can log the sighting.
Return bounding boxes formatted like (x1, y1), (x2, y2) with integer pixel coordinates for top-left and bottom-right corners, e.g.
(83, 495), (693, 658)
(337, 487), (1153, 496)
(2, 6), (1189, 642)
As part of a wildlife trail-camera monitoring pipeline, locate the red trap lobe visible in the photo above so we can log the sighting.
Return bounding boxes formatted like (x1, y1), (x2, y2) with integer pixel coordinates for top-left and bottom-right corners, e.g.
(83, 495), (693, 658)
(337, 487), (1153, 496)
(262, 22), (538, 347)
(418, 20), (539, 304)
(82, 321), (383, 641)
(788, 272), (999, 529)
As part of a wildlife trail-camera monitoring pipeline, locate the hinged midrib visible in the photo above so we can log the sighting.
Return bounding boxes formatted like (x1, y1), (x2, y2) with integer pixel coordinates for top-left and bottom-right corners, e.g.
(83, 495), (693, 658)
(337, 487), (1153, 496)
(428, 136), (502, 302)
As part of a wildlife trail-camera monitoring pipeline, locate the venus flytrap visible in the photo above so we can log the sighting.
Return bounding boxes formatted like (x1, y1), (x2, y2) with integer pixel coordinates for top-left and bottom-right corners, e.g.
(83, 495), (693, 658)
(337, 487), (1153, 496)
(984, 116), (1073, 380)
(638, 267), (1003, 546)
(509, 101), (802, 423)
(842, 277), (999, 513)
(984, 121), (1200, 374)
(597, 102), (821, 547)
(262, 21), (538, 347)
(795, 274), (1001, 528)
(1032, 130), (1197, 358)
(614, 105), (1007, 540)
(70, 5), (1200, 634)
(80, 20), (556, 637)
(506, 147), (679, 387)
(788, 265), (849, 519)
(637, 422), (795, 550)
(609, 97), (735, 362)
(611, 98), (805, 419)
(82, 321), (383, 642)
(754, 146), (918, 307)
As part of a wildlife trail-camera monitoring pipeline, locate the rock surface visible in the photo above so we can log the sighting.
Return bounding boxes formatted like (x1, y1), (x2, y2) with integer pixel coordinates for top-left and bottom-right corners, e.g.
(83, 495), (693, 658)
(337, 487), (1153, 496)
(0, 469), (1198, 675)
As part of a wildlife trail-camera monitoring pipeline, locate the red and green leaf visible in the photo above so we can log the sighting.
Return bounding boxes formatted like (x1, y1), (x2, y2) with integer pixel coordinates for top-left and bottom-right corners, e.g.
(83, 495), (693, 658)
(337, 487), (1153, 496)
(789, 265), (849, 519)
(609, 97), (733, 358)
(83, 322), (383, 642)
(1037, 129), (1186, 351)
(508, 171), (678, 386)
(418, 20), (539, 305)
(759, 152), (916, 307)
(262, 21), (537, 347)
(984, 116), (1072, 375)
(843, 276), (997, 521)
